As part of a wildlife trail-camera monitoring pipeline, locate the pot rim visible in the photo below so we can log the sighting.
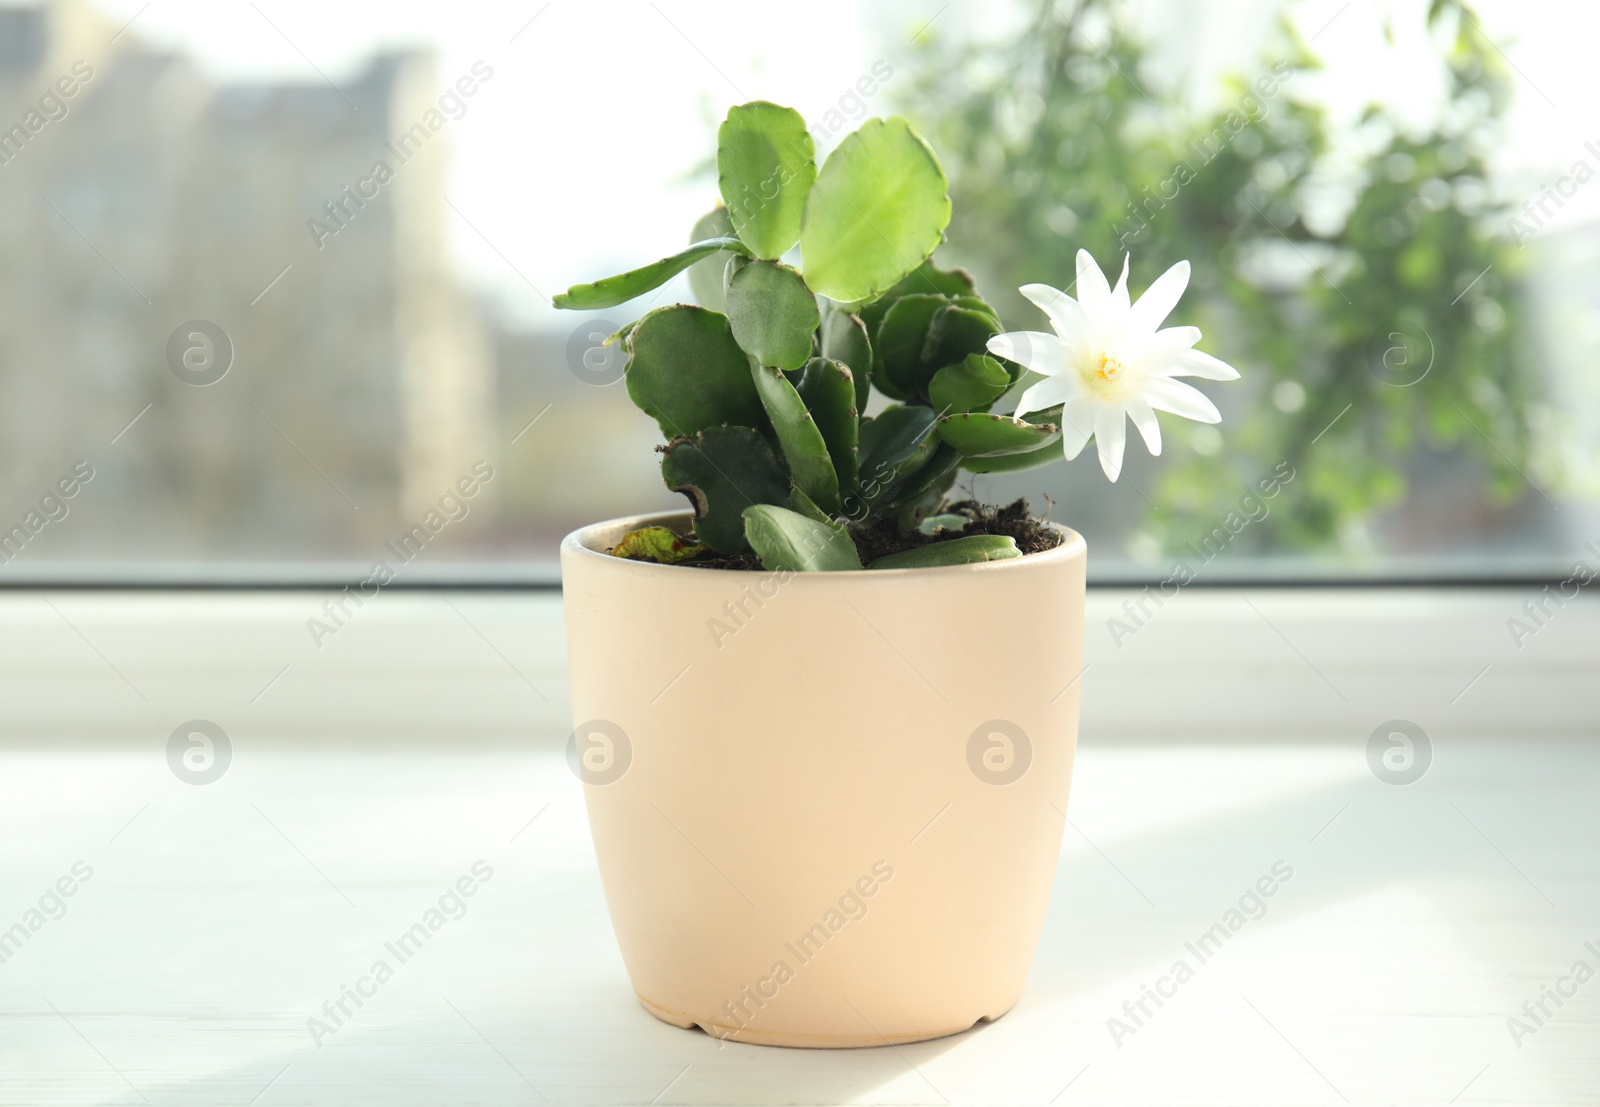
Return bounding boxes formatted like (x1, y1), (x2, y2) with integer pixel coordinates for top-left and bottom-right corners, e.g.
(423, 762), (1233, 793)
(561, 509), (1086, 579)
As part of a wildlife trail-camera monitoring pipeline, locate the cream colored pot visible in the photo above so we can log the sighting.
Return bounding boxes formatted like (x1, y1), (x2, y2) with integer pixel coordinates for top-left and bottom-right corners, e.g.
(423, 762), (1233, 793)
(560, 510), (1087, 1048)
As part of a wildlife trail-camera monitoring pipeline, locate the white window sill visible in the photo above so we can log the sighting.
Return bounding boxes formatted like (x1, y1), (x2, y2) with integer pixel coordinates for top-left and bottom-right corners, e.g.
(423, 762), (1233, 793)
(0, 588), (1592, 738)
(1, 589), (1594, 1104)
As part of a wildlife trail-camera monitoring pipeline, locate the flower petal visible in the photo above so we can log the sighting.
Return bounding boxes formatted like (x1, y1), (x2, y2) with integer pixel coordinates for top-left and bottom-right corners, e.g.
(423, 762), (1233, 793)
(1145, 376), (1222, 423)
(1126, 396), (1162, 456)
(1126, 326), (1201, 374)
(1127, 259), (1190, 335)
(1058, 396), (1098, 460)
(1094, 405), (1127, 481)
(1166, 348), (1241, 381)
(987, 330), (1071, 375)
(1110, 253), (1131, 314)
(1144, 325), (1201, 353)
(1019, 282), (1088, 341)
(1015, 374), (1077, 418)
(1076, 249), (1110, 315)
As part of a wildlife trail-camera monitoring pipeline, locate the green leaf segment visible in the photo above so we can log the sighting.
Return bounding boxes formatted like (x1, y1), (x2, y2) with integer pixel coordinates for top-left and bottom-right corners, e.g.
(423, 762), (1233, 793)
(555, 101), (1063, 570)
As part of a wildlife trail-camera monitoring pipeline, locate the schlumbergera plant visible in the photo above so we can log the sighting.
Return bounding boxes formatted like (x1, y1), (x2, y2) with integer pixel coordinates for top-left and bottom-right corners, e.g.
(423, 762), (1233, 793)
(555, 101), (1238, 571)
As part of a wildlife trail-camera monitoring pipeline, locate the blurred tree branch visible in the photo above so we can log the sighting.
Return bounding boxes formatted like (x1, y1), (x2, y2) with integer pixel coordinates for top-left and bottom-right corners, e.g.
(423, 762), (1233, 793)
(898, 0), (1539, 552)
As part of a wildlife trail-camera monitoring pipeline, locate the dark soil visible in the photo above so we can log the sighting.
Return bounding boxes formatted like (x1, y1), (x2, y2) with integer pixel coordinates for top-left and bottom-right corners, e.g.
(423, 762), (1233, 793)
(850, 498), (1062, 563)
(645, 498), (1061, 570)
(679, 549), (764, 571)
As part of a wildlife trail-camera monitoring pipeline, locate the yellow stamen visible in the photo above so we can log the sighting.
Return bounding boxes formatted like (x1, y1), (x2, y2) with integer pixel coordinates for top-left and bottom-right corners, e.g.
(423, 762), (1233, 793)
(1090, 352), (1124, 384)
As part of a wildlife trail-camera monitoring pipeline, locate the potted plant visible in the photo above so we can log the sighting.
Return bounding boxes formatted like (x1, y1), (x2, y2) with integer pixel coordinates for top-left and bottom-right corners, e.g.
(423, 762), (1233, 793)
(556, 101), (1237, 1047)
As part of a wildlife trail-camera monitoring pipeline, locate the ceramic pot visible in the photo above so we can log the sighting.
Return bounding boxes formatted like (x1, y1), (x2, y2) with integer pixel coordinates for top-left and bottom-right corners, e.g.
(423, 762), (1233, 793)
(560, 510), (1087, 1048)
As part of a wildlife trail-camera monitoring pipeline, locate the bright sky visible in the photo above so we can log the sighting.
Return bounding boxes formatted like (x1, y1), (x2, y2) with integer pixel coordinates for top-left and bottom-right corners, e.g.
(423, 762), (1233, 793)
(77, 0), (1600, 326)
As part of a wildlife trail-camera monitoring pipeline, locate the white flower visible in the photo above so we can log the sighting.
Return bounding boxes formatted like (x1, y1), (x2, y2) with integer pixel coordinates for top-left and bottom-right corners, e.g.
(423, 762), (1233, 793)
(986, 249), (1240, 482)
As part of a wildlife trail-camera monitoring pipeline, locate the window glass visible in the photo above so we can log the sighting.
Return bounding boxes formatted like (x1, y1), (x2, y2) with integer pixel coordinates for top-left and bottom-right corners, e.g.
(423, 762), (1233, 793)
(0, 0), (1591, 581)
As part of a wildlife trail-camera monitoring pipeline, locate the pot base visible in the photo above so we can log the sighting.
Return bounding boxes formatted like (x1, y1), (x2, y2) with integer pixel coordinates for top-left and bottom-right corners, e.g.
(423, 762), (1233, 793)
(636, 992), (1012, 1050)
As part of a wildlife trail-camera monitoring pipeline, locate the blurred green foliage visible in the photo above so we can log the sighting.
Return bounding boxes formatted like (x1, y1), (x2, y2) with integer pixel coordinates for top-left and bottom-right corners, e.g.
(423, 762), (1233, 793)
(900, 0), (1536, 552)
